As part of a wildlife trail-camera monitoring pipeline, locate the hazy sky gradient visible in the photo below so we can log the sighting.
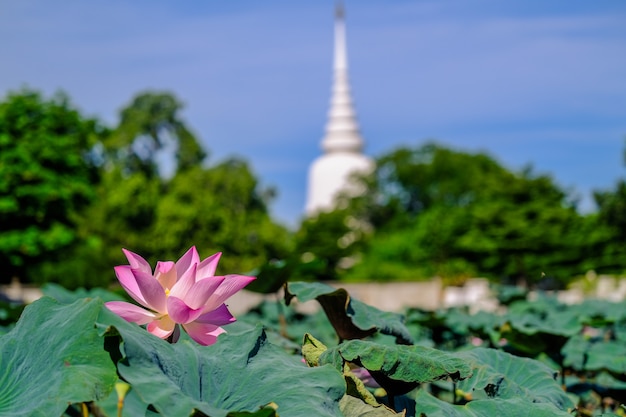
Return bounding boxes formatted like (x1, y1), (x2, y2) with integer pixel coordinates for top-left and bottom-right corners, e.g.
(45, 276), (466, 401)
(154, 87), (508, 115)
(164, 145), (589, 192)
(1, 0), (625, 227)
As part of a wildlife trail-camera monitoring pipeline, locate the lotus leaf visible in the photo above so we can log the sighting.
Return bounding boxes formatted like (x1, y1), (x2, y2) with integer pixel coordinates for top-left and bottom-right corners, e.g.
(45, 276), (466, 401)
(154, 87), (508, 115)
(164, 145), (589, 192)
(0, 297), (117, 417)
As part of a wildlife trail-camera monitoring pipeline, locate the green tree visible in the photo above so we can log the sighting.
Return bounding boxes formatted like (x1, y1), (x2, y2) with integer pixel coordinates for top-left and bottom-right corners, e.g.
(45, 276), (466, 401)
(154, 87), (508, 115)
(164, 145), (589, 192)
(456, 170), (585, 285)
(9, 89), (291, 289)
(0, 90), (104, 283)
(344, 143), (590, 286)
(73, 107), (290, 287)
(293, 208), (371, 281)
(592, 149), (626, 273)
(48, 91), (208, 287)
(147, 159), (291, 275)
(104, 91), (206, 177)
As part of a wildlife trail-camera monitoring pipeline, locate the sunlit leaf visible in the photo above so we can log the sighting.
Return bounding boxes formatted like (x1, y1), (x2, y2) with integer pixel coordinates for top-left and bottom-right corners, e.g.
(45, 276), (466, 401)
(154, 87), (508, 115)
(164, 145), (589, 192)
(562, 334), (626, 374)
(320, 339), (472, 395)
(99, 308), (346, 417)
(455, 348), (573, 410)
(413, 390), (573, 416)
(0, 297), (117, 417)
(285, 281), (413, 343)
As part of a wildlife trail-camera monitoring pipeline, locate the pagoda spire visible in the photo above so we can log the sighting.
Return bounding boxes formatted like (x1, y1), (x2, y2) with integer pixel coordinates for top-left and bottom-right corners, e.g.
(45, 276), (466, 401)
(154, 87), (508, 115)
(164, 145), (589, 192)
(321, 0), (364, 154)
(305, 2), (374, 215)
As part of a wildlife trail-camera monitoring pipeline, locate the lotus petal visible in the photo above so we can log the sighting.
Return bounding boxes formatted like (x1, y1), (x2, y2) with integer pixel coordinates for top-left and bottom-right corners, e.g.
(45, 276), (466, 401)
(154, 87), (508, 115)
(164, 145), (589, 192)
(196, 252), (222, 279)
(184, 276), (226, 310)
(131, 268), (167, 313)
(114, 265), (146, 306)
(147, 315), (177, 339)
(204, 274), (256, 311)
(196, 304), (236, 326)
(155, 261), (177, 292)
(183, 321), (226, 346)
(175, 246), (200, 277)
(122, 248), (152, 274)
(167, 296), (204, 324)
(105, 301), (157, 325)
(169, 263), (198, 299)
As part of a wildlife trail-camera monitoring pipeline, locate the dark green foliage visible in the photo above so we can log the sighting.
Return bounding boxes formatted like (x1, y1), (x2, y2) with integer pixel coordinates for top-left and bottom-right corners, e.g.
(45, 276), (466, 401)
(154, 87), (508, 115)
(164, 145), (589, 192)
(3, 283), (626, 415)
(320, 339), (472, 395)
(7, 90), (291, 288)
(145, 159), (290, 274)
(104, 91), (206, 177)
(339, 142), (621, 285)
(285, 281), (413, 343)
(0, 89), (104, 283)
(294, 208), (370, 281)
(0, 298), (117, 416)
(102, 311), (347, 417)
(594, 177), (626, 273)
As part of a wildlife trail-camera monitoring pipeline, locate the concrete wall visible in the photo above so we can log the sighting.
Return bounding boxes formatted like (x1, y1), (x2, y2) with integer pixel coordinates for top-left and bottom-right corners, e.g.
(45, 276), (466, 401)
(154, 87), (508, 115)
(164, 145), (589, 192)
(2, 273), (625, 316)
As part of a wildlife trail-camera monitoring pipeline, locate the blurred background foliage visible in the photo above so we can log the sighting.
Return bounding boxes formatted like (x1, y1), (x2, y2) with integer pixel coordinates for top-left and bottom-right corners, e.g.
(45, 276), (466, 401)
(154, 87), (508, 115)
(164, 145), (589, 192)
(0, 89), (624, 291)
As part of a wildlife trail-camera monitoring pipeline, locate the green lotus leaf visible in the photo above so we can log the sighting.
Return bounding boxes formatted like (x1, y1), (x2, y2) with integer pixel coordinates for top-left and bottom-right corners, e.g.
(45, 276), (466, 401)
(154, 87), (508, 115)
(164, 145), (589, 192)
(455, 348), (573, 410)
(562, 335), (626, 374)
(445, 308), (505, 338)
(505, 296), (581, 339)
(320, 339), (472, 395)
(0, 297), (117, 417)
(568, 299), (626, 326)
(500, 304), (581, 357)
(582, 341), (626, 374)
(561, 333), (590, 371)
(96, 385), (153, 417)
(42, 282), (125, 304)
(594, 371), (626, 390)
(413, 390), (573, 416)
(285, 281), (413, 344)
(98, 307), (346, 417)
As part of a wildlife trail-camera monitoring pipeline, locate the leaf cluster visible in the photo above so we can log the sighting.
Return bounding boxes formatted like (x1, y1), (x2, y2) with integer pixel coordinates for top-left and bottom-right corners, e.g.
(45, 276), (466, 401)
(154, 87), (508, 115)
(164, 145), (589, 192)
(321, 142), (626, 285)
(0, 89), (291, 288)
(5, 282), (626, 415)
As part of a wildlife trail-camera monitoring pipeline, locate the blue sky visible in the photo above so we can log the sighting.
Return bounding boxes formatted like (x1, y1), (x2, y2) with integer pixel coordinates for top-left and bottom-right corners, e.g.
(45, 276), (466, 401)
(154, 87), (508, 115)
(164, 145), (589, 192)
(1, 0), (625, 228)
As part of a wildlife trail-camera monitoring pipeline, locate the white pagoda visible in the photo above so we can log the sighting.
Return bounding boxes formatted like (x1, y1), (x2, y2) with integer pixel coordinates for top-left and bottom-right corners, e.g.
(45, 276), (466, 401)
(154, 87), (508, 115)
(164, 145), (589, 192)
(305, 2), (374, 215)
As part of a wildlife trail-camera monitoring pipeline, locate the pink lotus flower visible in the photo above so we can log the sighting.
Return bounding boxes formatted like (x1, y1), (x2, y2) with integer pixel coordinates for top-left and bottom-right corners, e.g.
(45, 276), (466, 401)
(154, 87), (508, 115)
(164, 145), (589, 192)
(105, 247), (255, 346)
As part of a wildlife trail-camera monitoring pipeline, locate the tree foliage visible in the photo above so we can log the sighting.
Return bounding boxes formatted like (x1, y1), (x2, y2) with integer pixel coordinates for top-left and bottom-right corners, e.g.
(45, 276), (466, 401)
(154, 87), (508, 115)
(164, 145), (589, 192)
(104, 91), (206, 177)
(0, 90), (104, 282)
(0, 89), (290, 288)
(148, 159), (291, 274)
(71, 93), (291, 287)
(338, 142), (618, 286)
(593, 147), (626, 273)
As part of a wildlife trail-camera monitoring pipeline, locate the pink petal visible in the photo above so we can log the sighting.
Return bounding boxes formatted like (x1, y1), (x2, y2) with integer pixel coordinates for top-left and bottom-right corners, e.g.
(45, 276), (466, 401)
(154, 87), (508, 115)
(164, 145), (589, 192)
(167, 296), (204, 324)
(155, 261), (177, 291)
(169, 263), (197, 299)
(122, 248), (152, 274)
(351, 368), (381, 388)
(131, 268), (167, 313)
(147, 316), (177, 339)
(196, 252), (222, 279)
(184, 276), (226, 310)
(204, 274), (256, 311)
(183, 322), (226, 346)
(195, 303), (236, 326)
(105, 301), (157, 325)
(175, 246), (200, 277)
(114, 265), (147, 306)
